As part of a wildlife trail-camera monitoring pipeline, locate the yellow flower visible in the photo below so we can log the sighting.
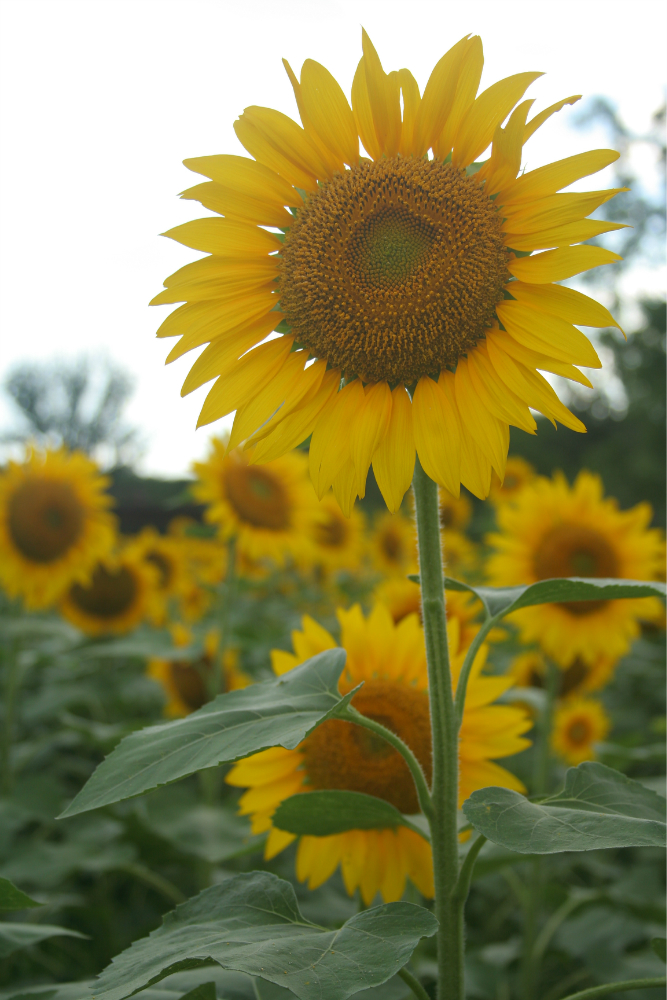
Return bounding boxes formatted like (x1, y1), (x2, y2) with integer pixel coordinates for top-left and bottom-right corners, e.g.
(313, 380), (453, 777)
(60, 550), (158, 636)
(192, 439), (316, 565)
(509, 649), (617, 698)
(368, 511), (417, 577)
(305, 493), (365, 572)
(439, 490), (472, 532)
(227, 604), (531, 904)
(154, 31), (624, 514)
(552, 697), (611, 764)
(373, 577), (484, 650)
(489, 455), (536, 503)
(0, 447), (115, 609)
(148, 625), (249, 717)
(125, 527), (192, 624)
(486, 471), (665, 666)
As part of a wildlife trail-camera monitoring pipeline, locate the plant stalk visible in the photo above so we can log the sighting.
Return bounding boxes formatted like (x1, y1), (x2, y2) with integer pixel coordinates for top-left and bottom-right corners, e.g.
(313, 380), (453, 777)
(1, 640), (20, 795)
(397, 967), (432, 1000)
(412, 458), (463, 1000)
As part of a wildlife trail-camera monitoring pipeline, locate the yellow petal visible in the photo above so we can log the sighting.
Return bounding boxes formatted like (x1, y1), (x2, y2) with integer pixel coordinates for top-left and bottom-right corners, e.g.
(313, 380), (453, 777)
(245, 358), (327, 447)
(499, 149), (620, 205)
(163, 218), (281, 256)
(361, 29), (401, 157)
(489, 329), (594, 389)
(271, 649), (300, 676)
(250, 369), (340, 463)
(351, 56), (382, 160)
(397, 69), (421, 156)
(504, 219), (628, 252)
(300, 59), (359, 166)
(179, 181), (293, 228)
(301, 835), (342, 890)
(523, 95), (582, 143)
(183, 153), (298, 205)
(507, 245), (622, 283)
(508, 281), (623, 330)
(179, 311), (285, 395)
(351, 381), (393, 498)
(372, 385), (416, 512)
(454, 359), (508, 476)
(163, 255), (278, 291)
(162, 293), (279, 362)
(196, 336), (294, 428)
(497, 300), (601, 367)
(227, 350), (310, 449)
(453, 71), (542, 168)
(309, 379), (365, 498)
(512, 363), (587, 433)
(502, 188), (625, 235)
(413, 375), (461, 495)
(433, 35), (484, 159)
(151, 271), (276, 307)
(265, 825), (297, 859)
(282, 58), (344, 178)
(234, 110), (319, 192)
(477, 99), (532, 195)
(331, 461), (359, 517)
(412, 35), (472, 157)
(467, 347), (536, 433)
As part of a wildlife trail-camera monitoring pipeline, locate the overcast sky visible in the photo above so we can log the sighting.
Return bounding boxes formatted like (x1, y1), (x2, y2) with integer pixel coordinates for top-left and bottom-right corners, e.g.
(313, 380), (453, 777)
(1, 0), (665, 477)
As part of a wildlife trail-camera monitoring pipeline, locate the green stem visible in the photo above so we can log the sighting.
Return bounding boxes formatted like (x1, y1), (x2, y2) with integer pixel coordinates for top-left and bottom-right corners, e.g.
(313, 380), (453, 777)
(560, 979), (666, 1000)
(209, 536), (237, 701)
(531, 892), (598, 969)
(453, 611), (501, 727)
(119, 862), (186, 904)
(338, 704), (433, 822)
(533, 658), (560, 796)
(2, 641), (20, 795)
(412, 458), (462, 1000)
(453, 833), (486, 906)
(397, 967), (432, 1000)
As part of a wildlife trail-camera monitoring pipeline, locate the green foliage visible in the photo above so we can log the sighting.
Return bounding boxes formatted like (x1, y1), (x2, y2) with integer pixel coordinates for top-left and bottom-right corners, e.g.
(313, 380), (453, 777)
(88, 871), (437, 1000)
(273, 790), (428, 839)
(0, 924), (86, 960)
(0, 878), (39, 911)
(463, 762), (666, 853)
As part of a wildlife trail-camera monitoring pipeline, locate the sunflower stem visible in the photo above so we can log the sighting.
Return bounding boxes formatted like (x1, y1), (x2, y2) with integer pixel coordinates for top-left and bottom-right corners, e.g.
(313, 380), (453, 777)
(558, 978), (666, 1000)
(412, 458), (463, 1000)
(453, 611), (503, 727)
(337, 704), (433, 822)
(210, 536), (237, 701)
(397, 967), (431, 1000)
(1, 639), (20, 795)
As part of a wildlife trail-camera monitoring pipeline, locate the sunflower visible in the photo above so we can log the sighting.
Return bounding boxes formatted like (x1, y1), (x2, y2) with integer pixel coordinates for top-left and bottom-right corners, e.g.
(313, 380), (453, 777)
(368, 511), (417, 577)
(486, 471), (665, 666)
(509, 648), (617, 698)
(126, 527), (191, 623)
(551, 696), (610, 765)
(373, 576), (483, 647)
(60, 550), (157, 636)
(227, 603), (531, 904)
(0, 447), (116, 609)
(305, 493), (365, 572)
(192, 439), (316, 564)
(148, 624), (249, 717)
(154, 31), (624, 514)
(442, 530), (477, 580)
(489, 455), (536, 503)
(439, 489), (472, 531)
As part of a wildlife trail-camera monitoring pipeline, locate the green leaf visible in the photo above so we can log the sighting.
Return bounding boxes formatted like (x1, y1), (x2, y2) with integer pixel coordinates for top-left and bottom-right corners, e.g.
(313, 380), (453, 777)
(0, 877), (40, 910)
(463, 762), (666, 854)
(60, 650), (349, 818)
(435, 576), (666, 619)
(175, 985), (215, 1000)
(273, 790), (428, 840)
(88, 871), (438, 1000)
(0, 922), (87, 959)
(652, 938), (666, 963)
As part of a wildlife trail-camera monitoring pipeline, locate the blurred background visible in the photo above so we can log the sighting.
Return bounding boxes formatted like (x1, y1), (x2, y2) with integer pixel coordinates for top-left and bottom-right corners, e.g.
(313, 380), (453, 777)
(0, 0), (665, 526)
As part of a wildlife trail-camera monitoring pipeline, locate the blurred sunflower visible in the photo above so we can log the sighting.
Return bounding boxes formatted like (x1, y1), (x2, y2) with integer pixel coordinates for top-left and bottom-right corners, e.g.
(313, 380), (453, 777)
(305, 493), (365, 572)
(148, 624), (249, 716)
(374, 577), (483, 648)
(192, 439), (316, 564)
(369, 511), (417, 577)
(509, 648), (617, 698)
(552, 696), (610, 764)
(227, 603), (531, 904)
(487, 471), (665, 665)
(127, 526), (191, 623)
(60, 551), (157, 636)
(154, 31), (624, 513)
(489, 455), (536, 503)
(442, 530), (477, 580)
(0, 447), (115, 609)
(439, 489), (472, 532)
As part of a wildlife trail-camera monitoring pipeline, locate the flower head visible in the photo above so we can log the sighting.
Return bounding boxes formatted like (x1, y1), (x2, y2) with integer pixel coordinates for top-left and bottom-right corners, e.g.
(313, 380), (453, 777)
(552, 696), (611, 764)
(60, 550), (157, 636)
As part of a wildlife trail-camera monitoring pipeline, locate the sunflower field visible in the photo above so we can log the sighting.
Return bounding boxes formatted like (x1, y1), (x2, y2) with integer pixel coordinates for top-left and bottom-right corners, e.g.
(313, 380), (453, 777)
(0, 24), (665, 1000)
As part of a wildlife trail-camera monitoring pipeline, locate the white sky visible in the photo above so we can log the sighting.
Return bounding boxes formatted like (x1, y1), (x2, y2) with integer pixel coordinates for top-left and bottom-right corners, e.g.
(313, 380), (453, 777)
(0, 0), (665, 477)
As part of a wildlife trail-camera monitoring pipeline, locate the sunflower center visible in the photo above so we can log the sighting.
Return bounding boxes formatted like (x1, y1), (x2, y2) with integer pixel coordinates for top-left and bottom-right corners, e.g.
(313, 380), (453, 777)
(300, 679), (431, 814)
(280, 157), (509, 383)
(313, 514), (347, 549)
(8, 476), (84, 563)
(224, 463), (290, 531)
(567, 719), (591, 746)
(533, 523), (620, 615)
(146, 550), (173, 589)
(171, 657), (211, 711)
(381, 529), (402, 563)
(69, 564), (138, 619)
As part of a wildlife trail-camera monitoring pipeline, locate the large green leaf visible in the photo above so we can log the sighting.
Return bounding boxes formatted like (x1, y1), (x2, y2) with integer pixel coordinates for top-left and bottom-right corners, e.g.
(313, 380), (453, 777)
(0, 876), (40, 910)
(463, 761), (666, 853)
(273, 790), (429, 840)
(406, 576), (666, 619)
(88, 871), (437, 1000)
(60, 650), (349, 818)
(0, 922), (87, 959)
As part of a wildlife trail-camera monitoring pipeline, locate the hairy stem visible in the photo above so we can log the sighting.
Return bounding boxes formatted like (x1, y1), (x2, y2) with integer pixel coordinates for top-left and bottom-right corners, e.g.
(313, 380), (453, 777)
(560, 979), (666, 1000)
(397, 967), (432, 1000)
(412, 459), (463, 1000)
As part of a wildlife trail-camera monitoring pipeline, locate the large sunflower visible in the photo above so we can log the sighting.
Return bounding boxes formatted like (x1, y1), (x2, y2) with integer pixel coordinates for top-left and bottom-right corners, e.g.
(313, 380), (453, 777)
(0, 447), (116, 609)
(60, 550), (157, 636)
(486, 471), (665, 665)
(192, 439), (316, 564)
(226, 603), (531, 904)
(154, 31), (624, 514)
